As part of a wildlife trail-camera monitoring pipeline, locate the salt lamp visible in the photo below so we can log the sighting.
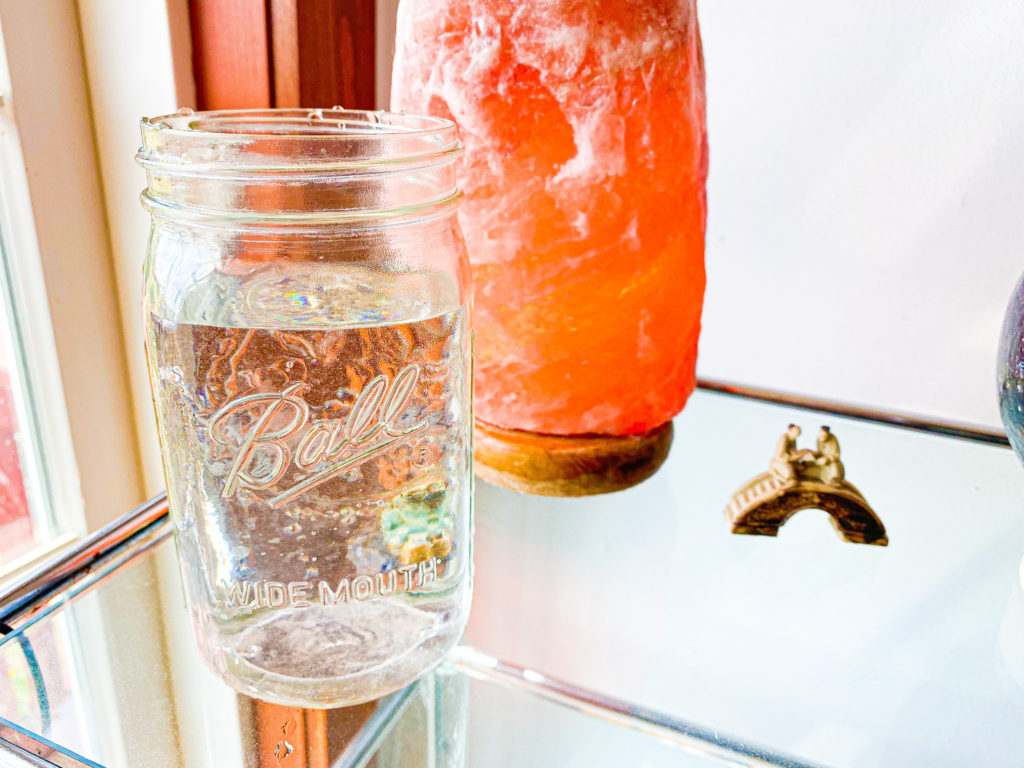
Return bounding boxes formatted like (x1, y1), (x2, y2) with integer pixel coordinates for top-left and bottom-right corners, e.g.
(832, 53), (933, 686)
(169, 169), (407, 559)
(393, 0), (707, 495)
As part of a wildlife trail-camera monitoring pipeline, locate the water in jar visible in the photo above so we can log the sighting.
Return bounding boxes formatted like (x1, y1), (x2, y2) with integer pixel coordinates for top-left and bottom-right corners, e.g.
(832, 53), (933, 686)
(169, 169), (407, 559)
(145, 258), (471, 707)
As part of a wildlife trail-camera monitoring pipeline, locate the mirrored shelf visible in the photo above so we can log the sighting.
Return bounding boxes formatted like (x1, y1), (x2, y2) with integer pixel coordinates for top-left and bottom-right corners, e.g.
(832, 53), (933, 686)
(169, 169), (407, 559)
(0, 389), (1019, 767)
(0, 532), (815, 768)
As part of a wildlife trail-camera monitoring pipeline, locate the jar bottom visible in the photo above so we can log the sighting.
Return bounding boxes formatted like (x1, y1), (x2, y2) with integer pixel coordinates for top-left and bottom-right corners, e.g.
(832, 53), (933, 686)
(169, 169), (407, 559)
(205, 601), (465, 708)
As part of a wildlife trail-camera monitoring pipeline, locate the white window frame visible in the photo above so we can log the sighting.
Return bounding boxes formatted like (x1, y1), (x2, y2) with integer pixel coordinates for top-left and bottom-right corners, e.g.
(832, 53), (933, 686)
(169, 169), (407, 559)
(0, 3), (246, 766)
(0, 0), (154, 540)
(0, 5), (89, 561)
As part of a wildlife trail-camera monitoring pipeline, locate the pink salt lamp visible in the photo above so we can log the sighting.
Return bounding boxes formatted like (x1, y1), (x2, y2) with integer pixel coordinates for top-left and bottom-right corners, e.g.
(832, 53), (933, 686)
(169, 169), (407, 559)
(393, 0), (707, 495)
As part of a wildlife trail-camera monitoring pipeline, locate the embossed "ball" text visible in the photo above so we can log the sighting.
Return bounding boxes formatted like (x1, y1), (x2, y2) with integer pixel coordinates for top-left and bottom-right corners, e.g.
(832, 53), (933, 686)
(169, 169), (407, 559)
(209, 364), (427, 507)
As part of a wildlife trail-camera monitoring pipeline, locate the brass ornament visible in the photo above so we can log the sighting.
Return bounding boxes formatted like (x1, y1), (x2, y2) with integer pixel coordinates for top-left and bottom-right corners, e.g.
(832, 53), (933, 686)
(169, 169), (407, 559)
(726, 425), (888, 546)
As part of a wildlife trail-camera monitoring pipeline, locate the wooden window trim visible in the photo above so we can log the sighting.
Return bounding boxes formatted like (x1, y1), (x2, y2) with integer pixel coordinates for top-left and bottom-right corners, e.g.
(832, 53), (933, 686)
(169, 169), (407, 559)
(189, 0), (376, 111)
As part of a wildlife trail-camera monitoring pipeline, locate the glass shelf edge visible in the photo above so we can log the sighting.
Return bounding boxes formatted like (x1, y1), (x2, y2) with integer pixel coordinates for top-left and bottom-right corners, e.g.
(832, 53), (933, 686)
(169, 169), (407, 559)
(697, 379), (1009, 447)
(0, 495), (170, 629)
(0, 715), (99, 768)
(449, 646), (827, 768)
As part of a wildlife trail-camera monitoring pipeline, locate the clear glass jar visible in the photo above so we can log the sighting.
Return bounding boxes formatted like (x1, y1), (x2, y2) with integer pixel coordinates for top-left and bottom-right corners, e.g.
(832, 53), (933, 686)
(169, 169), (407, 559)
(138, 109), (473, 707)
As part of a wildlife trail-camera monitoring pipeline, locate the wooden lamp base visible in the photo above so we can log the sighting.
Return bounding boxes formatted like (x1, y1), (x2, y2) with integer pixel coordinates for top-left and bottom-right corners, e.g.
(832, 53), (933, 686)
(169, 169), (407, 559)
(473, 419), (673, 497)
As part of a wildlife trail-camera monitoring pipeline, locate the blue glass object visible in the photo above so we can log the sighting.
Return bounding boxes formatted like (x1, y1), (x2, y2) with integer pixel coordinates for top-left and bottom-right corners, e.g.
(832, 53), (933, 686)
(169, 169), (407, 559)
(998, 271), (1024, 464)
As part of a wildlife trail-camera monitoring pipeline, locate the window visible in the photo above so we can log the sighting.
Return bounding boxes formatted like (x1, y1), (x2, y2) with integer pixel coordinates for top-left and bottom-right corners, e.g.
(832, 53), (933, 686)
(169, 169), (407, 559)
(0, 31), (84, 569)
(0, 1), (150, 573)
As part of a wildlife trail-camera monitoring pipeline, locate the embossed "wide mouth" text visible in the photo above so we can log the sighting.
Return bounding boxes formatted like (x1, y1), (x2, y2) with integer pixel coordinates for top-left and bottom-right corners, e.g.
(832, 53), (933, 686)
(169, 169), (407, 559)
(224, 556), (442, 610)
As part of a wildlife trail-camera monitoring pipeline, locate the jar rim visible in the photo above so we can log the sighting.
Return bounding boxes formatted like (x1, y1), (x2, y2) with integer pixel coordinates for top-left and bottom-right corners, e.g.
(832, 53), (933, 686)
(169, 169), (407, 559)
(138, 108), (461, 174)
(143, 108), (456, 140)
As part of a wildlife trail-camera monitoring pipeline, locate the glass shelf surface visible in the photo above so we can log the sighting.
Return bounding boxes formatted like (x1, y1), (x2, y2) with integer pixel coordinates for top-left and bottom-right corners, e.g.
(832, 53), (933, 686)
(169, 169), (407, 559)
(0, 390), (1018, 767)
(465, 391), (1024, 767)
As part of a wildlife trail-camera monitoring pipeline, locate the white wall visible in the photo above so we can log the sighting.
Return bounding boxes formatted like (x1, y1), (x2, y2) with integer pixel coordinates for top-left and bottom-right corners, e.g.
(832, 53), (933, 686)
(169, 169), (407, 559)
(697, 0), (1024, 430)
(377, 0), (1024, 431)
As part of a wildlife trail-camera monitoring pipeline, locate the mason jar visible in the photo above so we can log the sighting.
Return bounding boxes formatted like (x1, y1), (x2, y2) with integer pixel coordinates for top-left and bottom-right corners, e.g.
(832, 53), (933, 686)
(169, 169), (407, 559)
(138, 109), (473, 707)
